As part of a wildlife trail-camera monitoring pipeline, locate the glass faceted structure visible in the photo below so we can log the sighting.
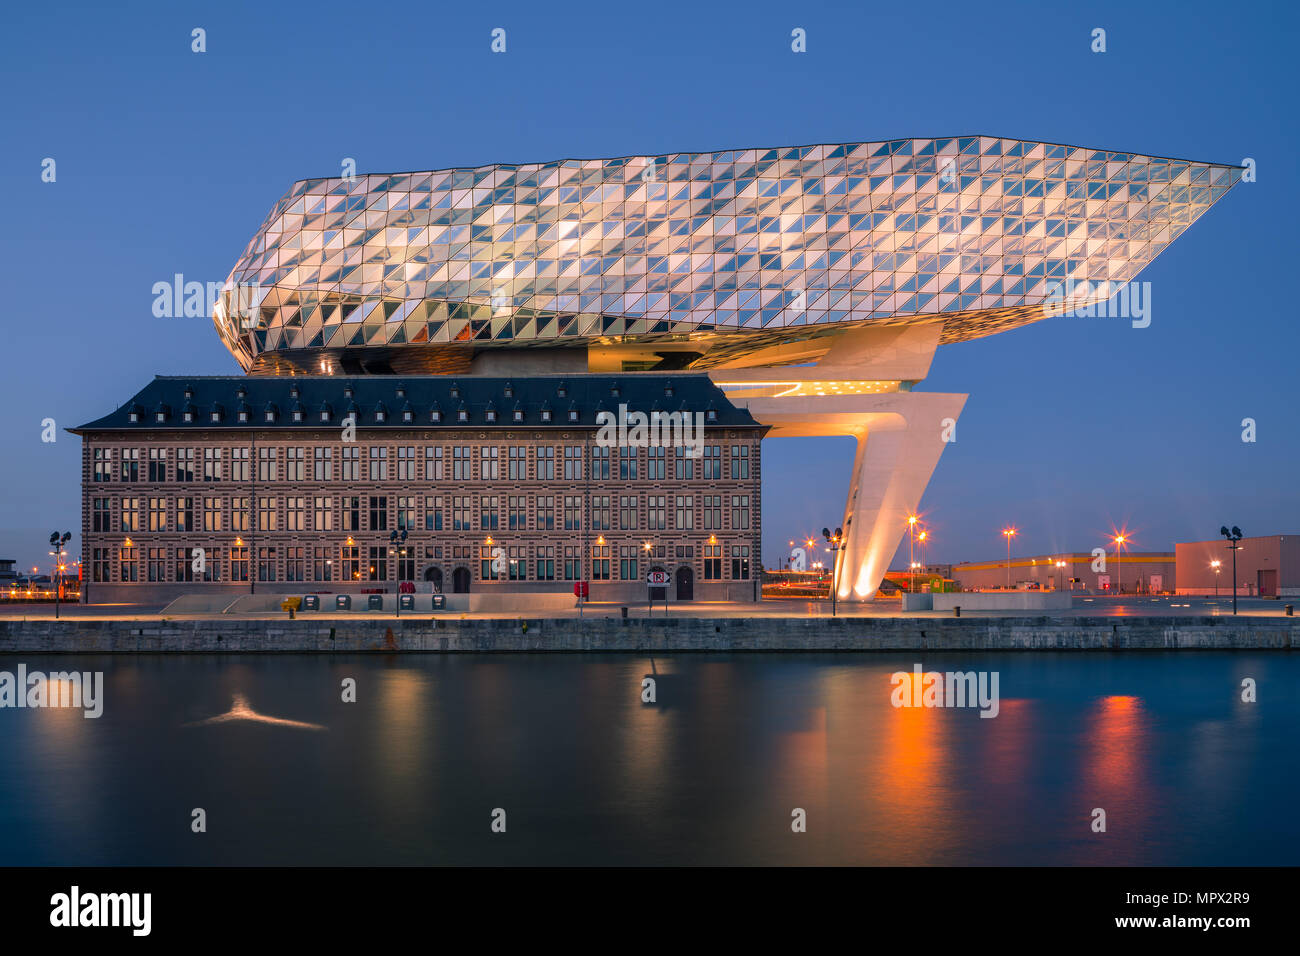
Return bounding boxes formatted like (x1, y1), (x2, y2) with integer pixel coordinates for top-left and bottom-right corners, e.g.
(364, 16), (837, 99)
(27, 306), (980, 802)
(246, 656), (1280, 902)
(214, 138), (1242, 375)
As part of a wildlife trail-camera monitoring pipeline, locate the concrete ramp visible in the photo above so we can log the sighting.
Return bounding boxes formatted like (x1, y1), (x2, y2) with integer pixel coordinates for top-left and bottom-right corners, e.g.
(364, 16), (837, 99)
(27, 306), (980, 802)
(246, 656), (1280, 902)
(159, 594), (241, 614)
(223, 594), (298, 614)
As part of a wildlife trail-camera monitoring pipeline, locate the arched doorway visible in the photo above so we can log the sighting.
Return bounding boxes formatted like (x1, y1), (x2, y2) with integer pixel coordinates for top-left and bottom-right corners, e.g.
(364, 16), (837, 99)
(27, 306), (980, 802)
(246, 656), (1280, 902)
(452, 566), (471, 593)
(424, 566), (443, 592)
(675, 566), (694, 601)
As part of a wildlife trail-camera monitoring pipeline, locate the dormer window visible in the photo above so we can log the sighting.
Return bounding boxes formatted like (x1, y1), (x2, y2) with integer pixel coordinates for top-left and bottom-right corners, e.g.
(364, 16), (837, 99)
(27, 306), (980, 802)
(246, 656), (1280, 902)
(450, 383), (460, 399)
(503, 382), (514, 398)
(513, 405), (524, 422)
(183, 405), (195, 423)
(292, 407), (304, 422)
(127, 408), (140, 423)
(236, 387), (247, 400)
(402, 408), (413, 423)
(568, 408), (579, 422)
(319, 403), (332, 422)
(431, 408), (442, 423)
(540, 409), (552, 423)
(238, 408), (249, 423)
(485, 403), (497, 423)
(664, 382), (674, 398)
(457, 405), (469, 422)
(264, 408), (276, 423)
(156, 412), (165, 423)
(374, 403), (387, 423)
(183, 386), (194, 400)
(211, 405), (224, 424)
(557, 382), (567, 398)
(289, 384), (300, 399)
(611, 382), (621, 398)
(706, 408), (717, 422)
(395, 384), (406, 399)
(343, 384), (354, 399)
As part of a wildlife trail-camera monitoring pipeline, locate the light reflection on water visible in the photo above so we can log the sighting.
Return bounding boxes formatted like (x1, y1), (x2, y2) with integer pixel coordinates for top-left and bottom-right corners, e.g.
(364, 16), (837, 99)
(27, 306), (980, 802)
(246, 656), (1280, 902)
(0, 652), (1295, 866)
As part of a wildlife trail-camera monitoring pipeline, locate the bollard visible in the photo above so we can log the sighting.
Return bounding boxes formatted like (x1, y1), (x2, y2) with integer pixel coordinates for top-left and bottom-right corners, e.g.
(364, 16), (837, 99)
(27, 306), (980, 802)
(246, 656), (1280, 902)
(954, 605), (961, 617)
(1287, 604), (1294, 617)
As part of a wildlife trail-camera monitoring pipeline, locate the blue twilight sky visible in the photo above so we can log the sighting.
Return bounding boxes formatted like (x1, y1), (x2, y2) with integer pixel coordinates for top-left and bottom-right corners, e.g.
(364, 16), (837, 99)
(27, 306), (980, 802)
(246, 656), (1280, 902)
(1, 0), (1296, 574)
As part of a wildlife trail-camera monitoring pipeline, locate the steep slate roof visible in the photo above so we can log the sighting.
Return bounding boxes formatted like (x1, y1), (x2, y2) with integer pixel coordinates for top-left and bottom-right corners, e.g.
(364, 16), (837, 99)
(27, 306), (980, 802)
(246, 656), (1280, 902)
(70, 374), (761, 433)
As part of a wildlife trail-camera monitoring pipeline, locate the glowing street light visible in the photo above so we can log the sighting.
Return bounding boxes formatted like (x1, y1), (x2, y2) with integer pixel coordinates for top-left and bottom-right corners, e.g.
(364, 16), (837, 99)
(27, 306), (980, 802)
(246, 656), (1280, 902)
(1210, 559), (1221, 597)
(1111, 533), (1129, 596)
(906, 515), (919, 593)
(1001, 527), (1018, 589)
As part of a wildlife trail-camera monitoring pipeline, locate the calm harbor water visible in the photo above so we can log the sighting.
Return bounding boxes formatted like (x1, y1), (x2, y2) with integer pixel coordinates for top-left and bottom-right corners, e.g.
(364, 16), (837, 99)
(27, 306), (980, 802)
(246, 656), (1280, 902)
(1, 652), (1295, 866)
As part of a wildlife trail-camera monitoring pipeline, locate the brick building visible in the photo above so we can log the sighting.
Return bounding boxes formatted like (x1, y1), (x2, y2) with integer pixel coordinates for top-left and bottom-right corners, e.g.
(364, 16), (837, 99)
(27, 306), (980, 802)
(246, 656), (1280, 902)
(71, 374), (765, 605)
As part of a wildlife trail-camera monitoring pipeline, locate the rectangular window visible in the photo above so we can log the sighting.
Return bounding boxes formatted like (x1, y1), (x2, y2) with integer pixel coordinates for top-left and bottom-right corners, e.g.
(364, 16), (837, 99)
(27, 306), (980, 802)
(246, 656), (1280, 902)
(591, 496), (610, 531)
(619, 495), (638, 531)
(367, 547), (387, 581)
(93, 447), (113, 482)
(148, 448), (167, 482)
(203, 448), (222, 482)
(704, 543), (723, 580)
(425, 495), (443, 531)
(92, 547), (110, 582)
(731, 545), (750, 580)
(619, 546), (639, 582)
(619, 448), (638, 480)
(368, 495), (388, 531)
(535, 496), (554, 531)
(92, 497), (111, 532)
(647, 446), (666, 480)
(120, 497), (140, 532)
(674, 447), (692, 480)
(175, 547), (195, 582)
(452, 496), (472, 531)
(257, 496), (277, 532)
(343, 495), (361, 532)
(368, 446), (388, 481)
(537, 446), (555, 481)
(564, 496), (581, 531)
(285, 446), (305, 481)
(257, 447), (277, 482)
(536, 546), (555, 581)
(314, 447), (333, 481)
(313, 547), (333, 582)
(453, 446), (471, 480)
(591, 545), (610, 580)
(231, 447), (249, 481)
(120, 545), (138, 582)
(286, 496), (305, 532)
(648, 495), (666, 531)
(481, 446), (499, 480)
(232, 496), (249, 532)
(675, 495), (694, 530)
(731, 494), (750, 530)
(395, 546), (415, 582)
(203, 496), (222, 532)
(563, 546), (581, 581)
(591, 446), (610, 480)
(175, 448), (195, 482)
(508, 546), (526, 581)
(202, 549), (220, 582)
(257, 547), (276, 582)
(147, 547), (166, 582)
(397, 446), (415, 481)
(286, 547), (304, 582)
(508, 495), (527, 531)
(341, 545), (359, 582)
(702, 445), (722, 480)
(564, 446), (582, 480)
(121, 448), (139, 482)
(508, 446), (527, 480)
(148, 496), (167, 532)
(176, 496), (193, 533)
(396, 496), (414, 531)
(341, 446), (360, 481)
(730, 445), (750, 479)
(314, 496), (332, 531)
(704, 494), (723, 531)
(479, 496), (499, 531)
(425, 445), (443, 480)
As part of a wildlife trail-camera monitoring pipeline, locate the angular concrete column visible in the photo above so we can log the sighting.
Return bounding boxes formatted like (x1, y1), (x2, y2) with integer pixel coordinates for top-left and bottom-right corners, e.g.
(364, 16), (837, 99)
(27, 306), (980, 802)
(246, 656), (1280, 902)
(711, 321), (965, 601)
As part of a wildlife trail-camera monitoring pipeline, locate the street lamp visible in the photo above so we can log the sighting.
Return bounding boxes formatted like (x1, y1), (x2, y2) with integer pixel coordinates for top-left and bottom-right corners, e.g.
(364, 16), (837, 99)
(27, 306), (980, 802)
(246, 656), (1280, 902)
(1054, 559), (1066, 591)
(1210, 559), (1221, 597)
(1112, 533), (1128, 596)
(1001, 527), (1018, 589)
(48, 531), (71, 619)
(389, 529), (408, 617)
(822, 527), (844, 617)
(1220, 526), (1243, 615)
(907, 514), (918, 593)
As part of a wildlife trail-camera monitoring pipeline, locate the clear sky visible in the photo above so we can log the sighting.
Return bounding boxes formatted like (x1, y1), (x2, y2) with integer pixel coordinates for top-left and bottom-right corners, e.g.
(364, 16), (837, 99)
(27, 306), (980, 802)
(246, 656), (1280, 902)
(1, 0), (1295, 574)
